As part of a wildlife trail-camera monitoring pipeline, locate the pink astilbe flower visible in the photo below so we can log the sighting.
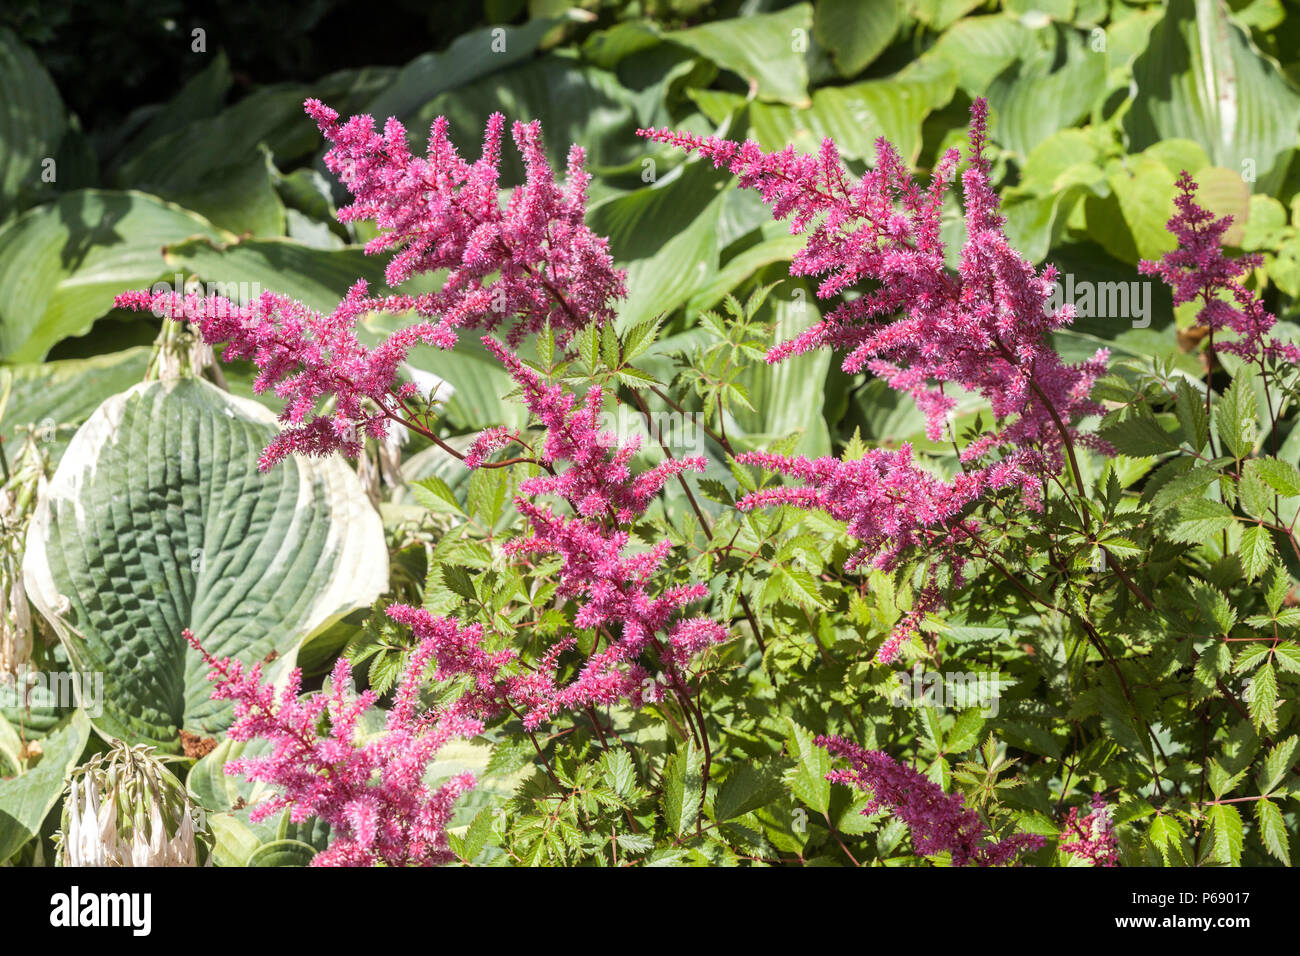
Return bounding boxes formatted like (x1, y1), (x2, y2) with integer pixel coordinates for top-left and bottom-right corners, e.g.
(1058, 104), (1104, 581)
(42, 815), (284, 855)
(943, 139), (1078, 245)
(819, 735), (1045, 866)
(1140, 170), (1300, 364)
(463, 426), (516, 469)
(477, 336), (728, 727)
(732, 445), (1031, 661)
(184, 629), (478, 867)
(644, 100), (1111, 652)
(306, 99), (626, 348)
(116, 101), (624, 469)
(1059, 793), (1119, 867)
(115, 282), (412, 469)
(640, 99), (1107, 463)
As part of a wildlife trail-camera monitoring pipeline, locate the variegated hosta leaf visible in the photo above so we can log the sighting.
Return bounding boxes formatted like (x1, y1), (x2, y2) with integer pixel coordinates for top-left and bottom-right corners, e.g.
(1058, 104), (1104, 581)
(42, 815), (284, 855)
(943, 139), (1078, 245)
(22, 377), (387, 752)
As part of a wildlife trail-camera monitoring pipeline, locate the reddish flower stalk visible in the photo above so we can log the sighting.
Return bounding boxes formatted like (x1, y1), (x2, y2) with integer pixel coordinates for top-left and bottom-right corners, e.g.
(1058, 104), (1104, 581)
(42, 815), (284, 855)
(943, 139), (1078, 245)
(184, 629), (479, 867)
(1059, 793), (1119, 867)
(116, 101), (625, 469)
(820, 735), (1045, 866)
(1140, 170), (1300, 365)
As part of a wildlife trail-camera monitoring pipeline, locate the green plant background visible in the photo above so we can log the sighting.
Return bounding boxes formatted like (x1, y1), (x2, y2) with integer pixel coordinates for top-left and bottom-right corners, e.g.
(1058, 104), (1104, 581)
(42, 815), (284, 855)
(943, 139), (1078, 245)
(4, 0), (1300, 867)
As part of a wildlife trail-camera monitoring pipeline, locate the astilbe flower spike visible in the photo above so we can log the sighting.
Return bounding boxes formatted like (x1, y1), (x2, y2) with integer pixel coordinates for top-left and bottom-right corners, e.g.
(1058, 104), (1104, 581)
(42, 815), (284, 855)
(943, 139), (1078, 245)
(115, 101), (625, 469)
(305, 99), (626, 348)
(643, 99), (1111, 660)
(468, 337), (729, 727)
(1140, 170), (1300, 365)
(184, 629), (479, 867)
(1059, 793), (1119, 867)
(639, 99), (1108, 463)
(819, 735), (1045, 866)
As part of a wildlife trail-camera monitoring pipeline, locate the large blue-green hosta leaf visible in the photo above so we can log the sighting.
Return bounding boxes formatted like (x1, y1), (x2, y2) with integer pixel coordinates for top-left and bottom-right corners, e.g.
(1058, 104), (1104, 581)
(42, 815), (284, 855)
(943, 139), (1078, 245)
(1125, 0), (1300, 195)
(22, 378), (388, 752)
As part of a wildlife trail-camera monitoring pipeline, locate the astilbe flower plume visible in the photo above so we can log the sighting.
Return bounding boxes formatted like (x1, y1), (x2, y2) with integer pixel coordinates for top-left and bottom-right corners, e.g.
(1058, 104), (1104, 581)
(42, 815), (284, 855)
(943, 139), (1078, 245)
(640, 99), (1107, 463)
(466, 337), (729, 727)
(642, 99), (1110, 660)
(1140, 171), (1300, 365)
(305, 98), (626, 348)
(184, 629), (479, 867)
(819, 735), (1045, 866)
(115, 101), (625, 469)
(1059, 793), (1119, 867)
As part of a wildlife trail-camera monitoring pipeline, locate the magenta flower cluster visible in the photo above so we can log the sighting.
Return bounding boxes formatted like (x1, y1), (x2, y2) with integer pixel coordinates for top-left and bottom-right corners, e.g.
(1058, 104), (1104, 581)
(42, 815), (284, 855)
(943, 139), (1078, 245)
(1058, 793), (1119, 867)
(115, 99), (625, 470)
(184, 629), (480, 867)
(643, 99), (1110, 661)
(1141, 171), (1300, 365)
(819, 735), (1045, 866)
(305, 99), (626, 347)
(640, 100), (1107, 462)
(476, 336), (728, 724)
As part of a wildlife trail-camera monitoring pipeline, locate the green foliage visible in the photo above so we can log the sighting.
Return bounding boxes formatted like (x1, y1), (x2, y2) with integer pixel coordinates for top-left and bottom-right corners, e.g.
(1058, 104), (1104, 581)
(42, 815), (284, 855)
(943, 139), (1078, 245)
(6, 0), (1300, 868)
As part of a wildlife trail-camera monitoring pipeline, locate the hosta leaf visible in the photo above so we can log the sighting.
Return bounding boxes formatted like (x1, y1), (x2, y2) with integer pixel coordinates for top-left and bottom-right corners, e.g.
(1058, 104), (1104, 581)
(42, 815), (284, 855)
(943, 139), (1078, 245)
(0, 190), (228, 362)
(814, 0), (901, 77)
(1125, 0), (1300, 194)
(0, 711), (89, 863)
(985, 28), (1107, 161)
(245, 838), (317, 867)
(22, 377), (387, 752)
(666, 4), (813, 105)
(0, 348), (151, 464)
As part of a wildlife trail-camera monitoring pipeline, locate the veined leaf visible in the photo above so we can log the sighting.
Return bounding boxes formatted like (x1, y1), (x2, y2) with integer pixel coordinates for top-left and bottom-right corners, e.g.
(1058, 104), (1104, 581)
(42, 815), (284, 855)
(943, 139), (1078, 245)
(22, 377), (388, 751)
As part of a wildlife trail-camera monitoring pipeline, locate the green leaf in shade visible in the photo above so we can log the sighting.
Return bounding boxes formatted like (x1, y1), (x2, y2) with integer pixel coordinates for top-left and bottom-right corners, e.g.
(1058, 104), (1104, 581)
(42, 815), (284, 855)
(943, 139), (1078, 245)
(0, 27), (66, 221)
(0, 348), (151, 464)
(985, 28), (1106, 161)
(1125, 0), (1300, 194)
(729, 283), (831, 458)
(814, 0), (901, 77)
(0, 190), (228, 362)
(405, 57), (648, 185)
(0, 711), (89, 863)
(927, 15), (1036, 95)
(365, 19), (562, 123)
(666, 4), (813, 106)
(22, 378), (388, 751)
(714, 762), (786, 822)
